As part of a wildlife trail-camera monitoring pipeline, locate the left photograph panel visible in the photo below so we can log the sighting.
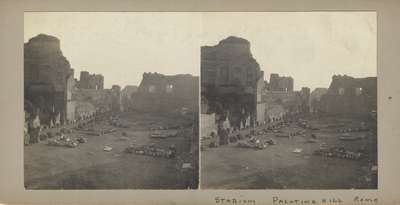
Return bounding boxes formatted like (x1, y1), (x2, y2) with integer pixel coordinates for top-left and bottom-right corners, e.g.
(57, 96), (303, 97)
(23, 12), (200, 189)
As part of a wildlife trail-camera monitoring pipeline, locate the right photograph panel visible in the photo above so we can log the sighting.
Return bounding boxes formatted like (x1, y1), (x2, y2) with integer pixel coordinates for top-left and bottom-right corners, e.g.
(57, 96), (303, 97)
(200, 12), (377, 189)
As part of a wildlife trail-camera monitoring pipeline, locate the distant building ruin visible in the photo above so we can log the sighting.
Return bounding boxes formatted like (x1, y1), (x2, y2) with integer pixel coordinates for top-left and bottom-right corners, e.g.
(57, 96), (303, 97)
(268, 73), (294, 92)
(317, 75), (377, 114)
(121, 85), (138, 99)
(131, 72), (199, 113)
(261, 87), (310, 122)
(121, 85), (138, 111)
(257, 72), (312, 122)
(71, 87), (121, 115)
(310, 88), (328, 113)
(77, 71), (104, 90)
(72, 75), (122, 116)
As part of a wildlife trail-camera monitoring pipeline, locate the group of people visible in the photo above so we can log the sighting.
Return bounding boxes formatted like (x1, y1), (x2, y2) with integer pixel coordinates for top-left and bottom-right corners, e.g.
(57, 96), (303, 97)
(24, 111), (64, 145)
(23, 110), (103, 146)
(24, 114), (41, 145)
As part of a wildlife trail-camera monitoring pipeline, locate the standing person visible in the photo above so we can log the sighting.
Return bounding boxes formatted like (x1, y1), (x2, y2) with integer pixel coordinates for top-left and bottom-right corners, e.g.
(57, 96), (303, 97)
(30, 114), (41, 144)
(24, 119), (30, 145)
(24, 110), (30, 145)
(218, 127), (229, 145)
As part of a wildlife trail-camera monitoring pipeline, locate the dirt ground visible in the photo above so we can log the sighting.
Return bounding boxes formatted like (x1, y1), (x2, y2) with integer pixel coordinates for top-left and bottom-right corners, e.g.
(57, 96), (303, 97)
(201, 114), (377, 189)
(24, 111), (198, 189)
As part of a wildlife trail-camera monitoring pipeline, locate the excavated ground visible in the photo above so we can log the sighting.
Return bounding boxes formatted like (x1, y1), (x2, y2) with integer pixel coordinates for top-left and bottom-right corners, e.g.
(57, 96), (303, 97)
(201, 114), (377, 189)
(24, 111), (198, 189)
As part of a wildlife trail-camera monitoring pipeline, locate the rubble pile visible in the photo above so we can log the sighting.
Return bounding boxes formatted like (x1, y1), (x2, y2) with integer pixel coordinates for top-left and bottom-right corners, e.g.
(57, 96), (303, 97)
(103, 146), (113, 152)
(109, 117), (130, 128)
(313, 146), (362, 160)
(339, 133), (366, 141)
(275, 130), (305, 138)
(150, 130), (179, 139)
(237, 137), (271, 150)
(76, 136), (87, 143)
(60, 127), (74, 134)
(150, 124), (182, 131)
(338, 127), (369, 133)
(103, 128), (116, 134)
(125, 144), (176, 158)
(47, 134), (87, 148)
(297, 120), (319, 130)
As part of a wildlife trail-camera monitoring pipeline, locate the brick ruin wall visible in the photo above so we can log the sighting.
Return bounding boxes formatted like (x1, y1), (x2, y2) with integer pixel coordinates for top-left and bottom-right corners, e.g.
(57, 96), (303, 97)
(72, 88), (121, 115)
(268, 73), (294, 92)
(24, 34), (73, 124)
(317, 75), (377, 115)
(201, 36), (264, 128)
(131, 72), (199, 113)
(24, 34), (121, 126)
(78, 71), (104, 90)
(310, 88), (328, 113)
(261, 88), (310, 121)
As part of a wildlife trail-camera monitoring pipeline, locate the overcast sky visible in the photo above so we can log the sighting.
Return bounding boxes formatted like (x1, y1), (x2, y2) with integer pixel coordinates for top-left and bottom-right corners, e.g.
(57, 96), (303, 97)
(24, 12), (202, 89)
(25, 12), (376, 90)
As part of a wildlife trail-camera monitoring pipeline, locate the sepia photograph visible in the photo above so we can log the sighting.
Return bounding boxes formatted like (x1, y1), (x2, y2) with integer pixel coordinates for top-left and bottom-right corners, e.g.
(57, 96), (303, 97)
(3, 0), (400, 203)
(23, 12), (200, 189)
(200, 12), (377, 189)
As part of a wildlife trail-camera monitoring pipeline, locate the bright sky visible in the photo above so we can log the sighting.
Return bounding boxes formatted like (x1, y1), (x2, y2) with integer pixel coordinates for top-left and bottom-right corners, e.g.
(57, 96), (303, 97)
(24, 12), (202, 89)
(25, 12), (376, 91)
